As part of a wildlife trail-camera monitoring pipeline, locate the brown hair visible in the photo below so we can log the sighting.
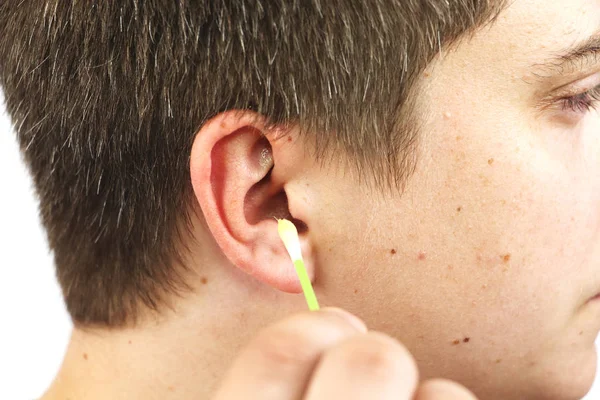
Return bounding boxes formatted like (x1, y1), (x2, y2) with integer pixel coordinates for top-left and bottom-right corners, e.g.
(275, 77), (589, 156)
(0, 1), (505, 326)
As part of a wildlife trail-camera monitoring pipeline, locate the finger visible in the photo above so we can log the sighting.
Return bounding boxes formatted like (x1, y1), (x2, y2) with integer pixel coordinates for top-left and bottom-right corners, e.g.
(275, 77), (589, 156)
(213, 308), (367, 400)
(304, 331), (418, 400)
(414, 379), (478, 400)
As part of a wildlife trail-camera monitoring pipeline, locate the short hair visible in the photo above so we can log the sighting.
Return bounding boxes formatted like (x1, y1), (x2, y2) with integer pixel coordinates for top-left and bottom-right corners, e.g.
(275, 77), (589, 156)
(0, 1), (505, 326)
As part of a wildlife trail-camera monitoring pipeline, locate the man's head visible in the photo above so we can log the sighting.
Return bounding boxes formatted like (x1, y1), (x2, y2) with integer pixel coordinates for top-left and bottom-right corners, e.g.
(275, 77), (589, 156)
(2, 1), (600, 399)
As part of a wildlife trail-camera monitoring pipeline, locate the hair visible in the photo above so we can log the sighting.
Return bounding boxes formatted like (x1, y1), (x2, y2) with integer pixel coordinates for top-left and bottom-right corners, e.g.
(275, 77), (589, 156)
(0, 1), (505, 326)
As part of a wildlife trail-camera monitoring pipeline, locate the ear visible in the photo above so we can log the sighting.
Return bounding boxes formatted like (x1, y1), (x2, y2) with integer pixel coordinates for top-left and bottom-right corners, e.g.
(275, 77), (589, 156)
(189, 111), (314, 293)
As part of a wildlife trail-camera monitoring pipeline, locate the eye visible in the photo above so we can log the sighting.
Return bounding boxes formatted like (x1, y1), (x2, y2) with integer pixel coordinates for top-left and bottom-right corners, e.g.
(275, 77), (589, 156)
(559, 84), (600, 113)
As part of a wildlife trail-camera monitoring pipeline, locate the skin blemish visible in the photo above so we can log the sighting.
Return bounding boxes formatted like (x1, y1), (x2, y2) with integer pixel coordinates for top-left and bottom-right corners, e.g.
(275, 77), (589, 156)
(463, 337), (470, 343)
(456, 135), (463, 141)
(456, 206), (462, 212)
(488, 158), (494, 165)
(579, 331), (584, 336)
(447, 265), (454, 270)
(287, 136), (292, 142)
(201, 277), (208, 284)
(128, 340), (132, 344)
(452, 339), (461, 345)
(83, 353), (88, 360)
(418, 252), (427, 261)
(502, 254), (511, 263)
(495, 359), (502, 364)
(390, 249), (397, 255)
(423, 71), (431, 77)
(354, 289), (358, 294)
(168, 386), (175, 392)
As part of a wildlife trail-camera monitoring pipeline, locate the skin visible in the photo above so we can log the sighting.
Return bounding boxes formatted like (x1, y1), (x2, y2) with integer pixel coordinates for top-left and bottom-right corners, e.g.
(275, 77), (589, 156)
(43, 0), (600, 399)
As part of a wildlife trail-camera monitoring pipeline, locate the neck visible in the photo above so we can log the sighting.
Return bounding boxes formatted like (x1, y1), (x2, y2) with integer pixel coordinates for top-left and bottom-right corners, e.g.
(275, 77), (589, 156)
(43, 315), (234, 400)
(42, 271), (288, 400)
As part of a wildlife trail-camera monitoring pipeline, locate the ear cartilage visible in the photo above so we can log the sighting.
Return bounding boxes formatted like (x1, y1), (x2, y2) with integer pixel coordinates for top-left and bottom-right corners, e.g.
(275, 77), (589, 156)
(277, 219), (320, 311)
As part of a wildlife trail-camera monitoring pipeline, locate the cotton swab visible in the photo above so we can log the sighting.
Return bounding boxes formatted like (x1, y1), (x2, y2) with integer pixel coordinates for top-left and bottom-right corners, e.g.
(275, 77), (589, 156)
(277, 219), (320, 311)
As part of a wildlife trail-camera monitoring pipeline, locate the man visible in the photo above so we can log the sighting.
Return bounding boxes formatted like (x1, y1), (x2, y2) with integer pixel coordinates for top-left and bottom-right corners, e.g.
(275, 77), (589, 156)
(1, 0), (599, 398)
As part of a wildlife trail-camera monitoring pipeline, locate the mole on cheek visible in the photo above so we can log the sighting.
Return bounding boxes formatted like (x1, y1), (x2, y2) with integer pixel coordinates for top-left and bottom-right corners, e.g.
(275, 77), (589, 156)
(83, 353), (88, 360)
(418, 252), (427, 261)
(201, 277), (208, 284)
(390, 249), (397, 255)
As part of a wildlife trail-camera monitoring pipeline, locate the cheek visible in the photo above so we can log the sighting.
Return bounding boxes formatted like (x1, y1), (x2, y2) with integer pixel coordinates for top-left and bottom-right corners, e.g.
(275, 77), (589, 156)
(416, 119), (600, 334)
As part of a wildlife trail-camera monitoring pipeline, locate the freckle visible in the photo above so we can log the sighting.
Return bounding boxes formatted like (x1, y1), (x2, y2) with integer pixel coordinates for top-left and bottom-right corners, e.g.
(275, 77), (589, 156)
(354, 289), (358, 294)
(128, 340), (132, 344)
(417, 335), (425, 339)
(390, 249), (397, 255)
(579, 331), (584, 335)
(328, 247), (332, 252)
(476, 254), (483, 262)
(481, 284), (488, 289)
(502, 254), (511, 263)
(495, 359), (502, 364)
(418, 252), (426, 261)
(463, 337), (470, 343)
(168, 386), (175, 392)
(488, 158), (494, 165)
(83, 353), (88, 360)
(444, 111), (452, 119)
(452, 339), (460, 345)
(456, 135), (463, 141)
(201, 277), (208, 284)
(456, 206), (462, 212)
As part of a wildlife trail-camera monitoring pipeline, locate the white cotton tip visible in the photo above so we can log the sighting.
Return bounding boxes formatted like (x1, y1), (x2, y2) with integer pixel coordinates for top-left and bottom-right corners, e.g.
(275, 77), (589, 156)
(277, 218), (302, 262)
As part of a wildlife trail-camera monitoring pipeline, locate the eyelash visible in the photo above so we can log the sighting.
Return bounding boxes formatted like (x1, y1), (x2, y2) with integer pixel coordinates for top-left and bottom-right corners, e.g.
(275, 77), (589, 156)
(560, 85), (600, 113)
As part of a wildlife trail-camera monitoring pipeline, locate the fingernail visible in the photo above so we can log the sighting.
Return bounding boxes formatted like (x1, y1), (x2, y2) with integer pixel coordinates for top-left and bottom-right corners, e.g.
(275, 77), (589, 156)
(321, 307), (368, 333)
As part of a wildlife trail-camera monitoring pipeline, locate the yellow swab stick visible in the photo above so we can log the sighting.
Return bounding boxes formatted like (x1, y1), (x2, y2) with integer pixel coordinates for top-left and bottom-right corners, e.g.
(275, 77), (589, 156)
(277, 219), (320, 311)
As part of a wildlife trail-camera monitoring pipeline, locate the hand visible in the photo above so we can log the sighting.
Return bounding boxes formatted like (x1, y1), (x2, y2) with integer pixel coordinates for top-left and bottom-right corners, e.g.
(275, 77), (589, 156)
(213, 308), (476, 399)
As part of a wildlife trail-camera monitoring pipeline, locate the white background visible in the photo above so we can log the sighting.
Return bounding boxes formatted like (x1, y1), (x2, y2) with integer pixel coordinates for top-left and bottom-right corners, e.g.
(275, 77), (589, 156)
(1, 94), (599, 400)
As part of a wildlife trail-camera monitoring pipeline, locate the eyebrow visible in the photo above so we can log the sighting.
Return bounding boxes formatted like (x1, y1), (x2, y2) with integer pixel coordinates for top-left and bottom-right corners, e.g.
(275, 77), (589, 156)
(532, 32), (600, 77)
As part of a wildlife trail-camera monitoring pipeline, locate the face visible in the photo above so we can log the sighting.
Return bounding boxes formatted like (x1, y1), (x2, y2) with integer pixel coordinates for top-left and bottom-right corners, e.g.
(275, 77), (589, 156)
(302, 0), (600, 398)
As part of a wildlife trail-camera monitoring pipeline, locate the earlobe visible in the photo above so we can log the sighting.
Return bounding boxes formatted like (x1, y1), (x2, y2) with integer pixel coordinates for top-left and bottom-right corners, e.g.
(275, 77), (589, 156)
(189, 111), (314, 294)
